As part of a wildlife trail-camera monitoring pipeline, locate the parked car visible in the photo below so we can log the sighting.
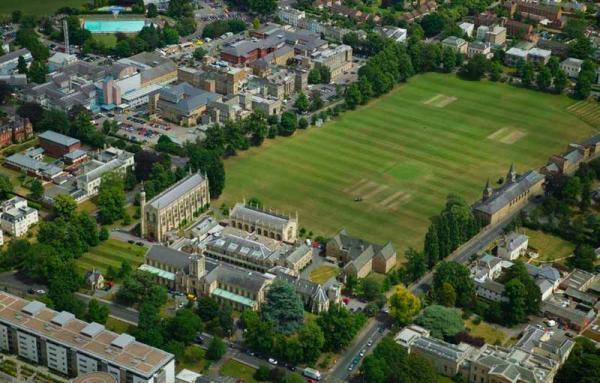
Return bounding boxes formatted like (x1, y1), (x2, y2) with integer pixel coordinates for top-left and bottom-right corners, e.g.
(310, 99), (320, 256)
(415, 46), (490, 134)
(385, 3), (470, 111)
(268, 358), (278, 365)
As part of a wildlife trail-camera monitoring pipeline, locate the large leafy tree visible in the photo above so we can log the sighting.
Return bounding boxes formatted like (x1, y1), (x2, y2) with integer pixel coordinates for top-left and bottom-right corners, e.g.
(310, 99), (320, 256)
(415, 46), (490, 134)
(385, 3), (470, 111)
(388, 285), (421, 325)
(414, 305), (464, 340)
(262, 280), (304, 334)
(556, 337), (600, 383)
(432, 261), (475, 308)
(97, 173), (127, 225)
(317, 304), (366, 352)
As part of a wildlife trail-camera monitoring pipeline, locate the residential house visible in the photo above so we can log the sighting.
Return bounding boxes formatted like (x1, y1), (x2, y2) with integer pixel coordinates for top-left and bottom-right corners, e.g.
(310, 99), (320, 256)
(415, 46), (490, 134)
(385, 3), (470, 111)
(528, 47), (552, 65)
(0, 48), (32, 75)
(0, 197), (38, 237)
(458, 22), (474, 37)
(467, 41), (492, 59)
(441, 36), (468, 54)
(497, 232), (529, 260)
(504, 47), (528, 67)
(560, 57), (583, 78)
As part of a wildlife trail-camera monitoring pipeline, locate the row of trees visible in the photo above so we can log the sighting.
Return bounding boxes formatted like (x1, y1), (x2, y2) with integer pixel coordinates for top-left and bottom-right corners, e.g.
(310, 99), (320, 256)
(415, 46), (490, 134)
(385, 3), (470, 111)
(202, 19), (246, 39)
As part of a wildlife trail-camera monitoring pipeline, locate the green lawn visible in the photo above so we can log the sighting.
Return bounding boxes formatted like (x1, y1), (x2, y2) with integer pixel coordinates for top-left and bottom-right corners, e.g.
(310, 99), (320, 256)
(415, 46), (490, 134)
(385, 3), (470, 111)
(105, 317), (136, 334)
(91, 33), (118, 49)
(76, 238), (147, 274)
(465, 318), (508, 345)
(220, 359), (259, 383)
(220, 73), (598, 256)
(523, 228), (576, 266)
(0, 0), (90, 16)
(309, 265), (340, 284)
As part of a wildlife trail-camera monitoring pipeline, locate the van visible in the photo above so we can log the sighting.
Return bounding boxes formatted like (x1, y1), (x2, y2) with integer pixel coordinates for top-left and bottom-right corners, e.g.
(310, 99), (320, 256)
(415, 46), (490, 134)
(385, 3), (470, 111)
(303, 368), (321, 381)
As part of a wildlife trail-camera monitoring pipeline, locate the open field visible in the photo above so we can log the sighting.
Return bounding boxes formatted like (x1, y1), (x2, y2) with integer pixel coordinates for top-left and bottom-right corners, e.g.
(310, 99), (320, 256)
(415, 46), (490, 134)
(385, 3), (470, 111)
(0, 0), (89, 16)
(76, 239), (146, 274)
(220, 360), (259, 383)
(522, 228), (575, 266)
(220, 73), (598, 255)
(310, 265), (340, 284)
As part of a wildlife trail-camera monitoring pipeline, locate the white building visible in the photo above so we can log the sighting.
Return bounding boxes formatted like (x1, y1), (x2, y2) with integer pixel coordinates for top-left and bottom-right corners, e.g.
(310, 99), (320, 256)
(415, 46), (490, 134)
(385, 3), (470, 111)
(278, 6), (306, 27)
(0, 197), (38, 238)
(0, 230), (3, 246)
(377, 26), (407, 43)
(458, 22), (475, 37)
(527, 47), (552, 65)
(467, 41), (492, 59)
(476, 25), (489, 41)
(75, 147), (135, 200)
(497, 233), (529, 260)
(560, 57), (583, 78)
(505, 47), (528, 67)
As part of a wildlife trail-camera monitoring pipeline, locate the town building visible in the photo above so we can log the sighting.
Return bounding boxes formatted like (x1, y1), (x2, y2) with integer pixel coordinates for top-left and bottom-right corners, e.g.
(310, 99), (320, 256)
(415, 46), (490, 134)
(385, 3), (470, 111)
(505, 19), (539, 43)
(504, 47), (528, 67)
(497, 232), (529, 260)
(458, 22), (474, 37)
(441, 36), (468, 54)
(0, 115), (33, 148)
(21, 61), (105, 112)
(229, 202), (298, 243)
(142, 245), (272, 311)
(0, 292), (175, 382)
(560, 57), (583, 78)
(327, 229), (396, 278)
(485, 26), (507, 46)
(474, 12), (498, 28)
(141, 172), (210, 243)
(39, 130), (81, 157)
(149, 82), (221, 126)
(375, 27), (407, 43)
(48, 52), (78, 72)
(4, 152), (63, 180)
(96, 63), (142, 108)
(0, 48), (32, 75)
(528, 47), (552, 65)
(310, 44), (353, 81)
(44, 147), (135, 204)
(510, 0), (564, 28)
(0, 197), (38, 238)
(473, 165), (545, 226)
(467, 41), (493, 59)
(278, 6), (306, 27)
(117, 52), (177, 86)
(396, 324), (575, 383)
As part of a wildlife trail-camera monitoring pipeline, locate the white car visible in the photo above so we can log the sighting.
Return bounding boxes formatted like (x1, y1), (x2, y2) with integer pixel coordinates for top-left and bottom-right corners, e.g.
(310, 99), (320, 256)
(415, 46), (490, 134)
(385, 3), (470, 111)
(268, 358), (278, 365)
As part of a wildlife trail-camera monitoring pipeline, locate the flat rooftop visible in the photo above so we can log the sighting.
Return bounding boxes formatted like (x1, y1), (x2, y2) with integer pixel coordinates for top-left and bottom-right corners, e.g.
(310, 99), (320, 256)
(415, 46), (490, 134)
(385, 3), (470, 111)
(0, 292), (173, 378)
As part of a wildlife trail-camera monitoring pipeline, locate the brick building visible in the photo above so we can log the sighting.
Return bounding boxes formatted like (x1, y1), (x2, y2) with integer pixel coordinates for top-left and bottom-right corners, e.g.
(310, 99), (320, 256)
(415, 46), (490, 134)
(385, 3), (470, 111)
(0, 116), (33, 148)
(39, 130), (81, 157)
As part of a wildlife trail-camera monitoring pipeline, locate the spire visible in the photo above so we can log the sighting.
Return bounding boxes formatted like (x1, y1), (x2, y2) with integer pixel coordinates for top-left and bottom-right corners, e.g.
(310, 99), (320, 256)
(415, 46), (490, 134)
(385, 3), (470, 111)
(483, 179), (493, 201)
(506, 163), (516, 184)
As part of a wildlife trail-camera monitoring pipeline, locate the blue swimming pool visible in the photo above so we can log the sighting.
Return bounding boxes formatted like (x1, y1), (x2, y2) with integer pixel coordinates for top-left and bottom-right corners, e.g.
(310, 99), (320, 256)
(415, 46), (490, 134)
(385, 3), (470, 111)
(84, 19), (146, 33)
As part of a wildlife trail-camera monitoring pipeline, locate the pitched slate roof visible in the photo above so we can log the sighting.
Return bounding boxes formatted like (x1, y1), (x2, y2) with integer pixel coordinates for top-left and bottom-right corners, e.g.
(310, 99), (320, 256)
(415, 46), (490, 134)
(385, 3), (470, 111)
(473, 170), (545, 215)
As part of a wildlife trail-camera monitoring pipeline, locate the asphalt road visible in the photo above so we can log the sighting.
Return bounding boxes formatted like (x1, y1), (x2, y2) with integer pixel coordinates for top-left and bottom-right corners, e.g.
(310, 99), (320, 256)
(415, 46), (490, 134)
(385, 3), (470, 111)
(327, 315), (387, 382)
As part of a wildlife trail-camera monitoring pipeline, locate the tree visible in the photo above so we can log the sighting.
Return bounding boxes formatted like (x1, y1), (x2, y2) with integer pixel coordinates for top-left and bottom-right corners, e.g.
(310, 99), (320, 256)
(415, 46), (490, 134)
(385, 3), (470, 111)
(432, 261), (475, 308)
(570, 37), (593, 60)
(167, 308), (204, 344)
(310, 91), (324, 111)
(136, 303), (164, 347)
(520, 62), (535, 88)
(415, 305), (464, 340)
(436, 282), (457, 307)
(147, 3), (159, 17)
(405, 248), (427, 281)
(308, 68), (321, 84)
(502, 260), (541, 316)
(317, 304), (366, 352)
(556, 337), (600, 383)
(297, 321), (324, 363)
(345, 83), (362, 109)
(0, 175), (13, 201)
(193, 47), (207, 60)
(17, 56), (28, 75)
(52, 194), (77, 220)
(420, 13), (446, 37)
(85, 299), (109, 324)
(441, 46), (456, 72)
(187, 146), (225, 198)
(28, 60), (48, 84)
(279, 112), (297, 137)
(298, 117), (308, 129)
(503, 278), (527, 326)
(536, 67), (552, 91)
(206, 336), (227, 360)
(554, 69), (567, 93)
(197, 296), (220, 321)
(248, 0), (278, 15)
(17, 102), (45, 128)
(97, 173), (127, 225)
(388, 285), (421, 325)
(262, 280), (304, 334)
(569, 244), (596, 271)
(460, 54), (488, 81)
(293, 92), (309, 113)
